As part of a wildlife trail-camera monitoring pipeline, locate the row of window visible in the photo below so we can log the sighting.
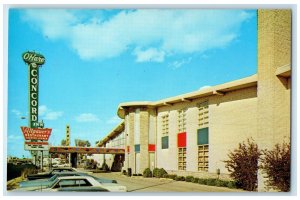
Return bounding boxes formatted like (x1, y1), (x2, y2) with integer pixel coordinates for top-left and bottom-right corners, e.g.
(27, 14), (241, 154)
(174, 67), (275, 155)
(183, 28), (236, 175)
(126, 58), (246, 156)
(161, 128), (209, 149)
(161, 127), (209, 172)
(161, 101), (209, 135)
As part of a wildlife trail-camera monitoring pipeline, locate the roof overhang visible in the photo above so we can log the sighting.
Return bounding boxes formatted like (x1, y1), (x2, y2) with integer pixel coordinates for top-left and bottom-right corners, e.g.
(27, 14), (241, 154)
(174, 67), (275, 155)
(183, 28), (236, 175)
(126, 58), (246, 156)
(117, 74), (257, 119)
(96, 121), (125, 147)
(275, 64), (291, 78)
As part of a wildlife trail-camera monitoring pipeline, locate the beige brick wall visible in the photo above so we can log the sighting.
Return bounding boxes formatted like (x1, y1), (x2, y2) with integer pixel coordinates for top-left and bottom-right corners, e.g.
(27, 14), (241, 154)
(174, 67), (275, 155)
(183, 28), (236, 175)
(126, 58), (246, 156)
(156, 86), (257, 176)
(209, 86), (258, 174)
(257, 9), (291, 191)
(128, 111), (135, 173)
(139, 109), (149, 173)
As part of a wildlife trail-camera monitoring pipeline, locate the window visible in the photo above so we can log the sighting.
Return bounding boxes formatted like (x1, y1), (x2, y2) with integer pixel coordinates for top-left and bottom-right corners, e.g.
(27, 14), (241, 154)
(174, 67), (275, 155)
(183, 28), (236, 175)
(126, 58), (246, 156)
(162, 136), (169, 149)
(178, 147), (186, 170)
(161, 114), (169, 136)
(198, 128), (209, 171)
(198, 101), (209, 128)
(53, 179), (92, 188)
(134, 144), (140, 152)
(178, 109), (187, 132)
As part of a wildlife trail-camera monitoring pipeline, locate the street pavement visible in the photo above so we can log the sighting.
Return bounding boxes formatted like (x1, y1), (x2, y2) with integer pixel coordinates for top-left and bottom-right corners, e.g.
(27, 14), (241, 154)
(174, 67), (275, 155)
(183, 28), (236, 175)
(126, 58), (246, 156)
(92, 172), (245, 193)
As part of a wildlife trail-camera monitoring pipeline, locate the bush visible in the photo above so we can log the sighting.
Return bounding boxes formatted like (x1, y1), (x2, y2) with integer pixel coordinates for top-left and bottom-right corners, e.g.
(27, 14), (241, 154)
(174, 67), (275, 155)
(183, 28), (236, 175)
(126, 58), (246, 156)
(206, 178), (217, 186)
(152, 168), (159, 177)
(224, 138), (261, 191)
(122, 170), (127, 175)
(153, 168), (168, 178)
(132, 174), (137, 176)
(260, 141), (290, 192)
(227, 181), (238, 189)
(163, 174), (169, 178)
(175, 176), (185, 181)
(185, 176), (194, 182)
(138, 173), (142, 176)
(198, 178), (207, 185)
(168, 174), (177, 180)
(192, 177), (199, 183)
(101, 162), (110, 171)
(143, 168), (152, 178)
(215, 179), (228, 187)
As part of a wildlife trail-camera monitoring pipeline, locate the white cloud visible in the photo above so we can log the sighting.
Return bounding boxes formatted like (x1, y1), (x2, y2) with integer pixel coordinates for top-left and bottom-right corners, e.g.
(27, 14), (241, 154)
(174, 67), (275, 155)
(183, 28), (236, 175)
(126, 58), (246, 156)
(22, 9), (254, 62)
(11, 109), (22, 117)
(134, 47), (165, 63)
(38, 105), (63, 120)
(75, 113), (100, 122)
(106, 116), (121, 124)
(44, 111), (64, 120)
(8, 134), (23, 141)
(169, 57), (192, 69)
(39, 105), (48, 116)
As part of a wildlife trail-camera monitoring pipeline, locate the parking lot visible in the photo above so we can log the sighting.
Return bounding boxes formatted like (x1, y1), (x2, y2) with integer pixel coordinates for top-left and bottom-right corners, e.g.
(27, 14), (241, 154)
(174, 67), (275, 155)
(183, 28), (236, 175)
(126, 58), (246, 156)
(91, 172), (245, 193)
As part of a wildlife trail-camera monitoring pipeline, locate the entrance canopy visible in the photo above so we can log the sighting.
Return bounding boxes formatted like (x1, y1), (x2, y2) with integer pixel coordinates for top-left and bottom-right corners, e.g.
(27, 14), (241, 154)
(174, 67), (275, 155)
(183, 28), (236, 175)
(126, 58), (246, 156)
(49, 146), (125, 154)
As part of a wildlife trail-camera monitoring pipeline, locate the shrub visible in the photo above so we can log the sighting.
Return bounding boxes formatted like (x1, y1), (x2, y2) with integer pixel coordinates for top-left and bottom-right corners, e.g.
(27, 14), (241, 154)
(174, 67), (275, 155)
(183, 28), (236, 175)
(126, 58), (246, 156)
(224, 138), (261, 191)
(168, 174), (177, 180)
(163, 174), (169, 178)
(175, 176), (185, 181)
(122, 170), (127, 175)
(153, 168), (168, 178)
(227, 181), (238, 189)
(152, 168), (159, 177)
(185, 176), (194, 182)
(192, 178), (199, 183)
(143, 168), (152, 178)
(101, 162), (110, 171)
(260, 141), (290, 192)
(206, 178), (217, 186)
(215, 179), (228, 187)
(198, 178), (207, 185)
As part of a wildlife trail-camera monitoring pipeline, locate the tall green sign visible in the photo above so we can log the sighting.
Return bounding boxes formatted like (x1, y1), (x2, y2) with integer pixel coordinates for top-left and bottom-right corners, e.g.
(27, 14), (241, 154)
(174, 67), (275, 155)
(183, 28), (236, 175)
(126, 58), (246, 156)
(22, 51), (45, 128)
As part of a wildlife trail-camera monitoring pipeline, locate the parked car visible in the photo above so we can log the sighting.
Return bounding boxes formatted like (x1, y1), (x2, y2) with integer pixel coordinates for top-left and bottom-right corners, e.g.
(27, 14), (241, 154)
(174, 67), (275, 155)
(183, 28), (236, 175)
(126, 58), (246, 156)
(20, 172), (118, 189)
(14, 176), (127, 192)
(27, 167), (77, 180)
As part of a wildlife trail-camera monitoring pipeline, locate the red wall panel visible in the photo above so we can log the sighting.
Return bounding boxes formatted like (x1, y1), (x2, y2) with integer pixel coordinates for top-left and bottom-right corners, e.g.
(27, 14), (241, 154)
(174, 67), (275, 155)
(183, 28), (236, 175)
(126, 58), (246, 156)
(177, 132), (186, 147)
(148, 144), (156, 152)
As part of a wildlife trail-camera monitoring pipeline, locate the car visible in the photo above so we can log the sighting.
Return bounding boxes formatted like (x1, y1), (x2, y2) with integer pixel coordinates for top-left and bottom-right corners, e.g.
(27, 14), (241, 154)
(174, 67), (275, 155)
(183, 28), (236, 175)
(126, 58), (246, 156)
(20, 172), (118, 189)
(56, 186), (109, 192)
(14, 176), (127, 192)
(27, 167), (77, 180)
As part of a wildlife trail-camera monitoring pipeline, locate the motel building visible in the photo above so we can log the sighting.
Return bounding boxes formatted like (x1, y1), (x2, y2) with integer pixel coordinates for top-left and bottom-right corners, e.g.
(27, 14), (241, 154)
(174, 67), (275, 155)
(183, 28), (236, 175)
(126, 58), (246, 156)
(93, 10), (291, 191)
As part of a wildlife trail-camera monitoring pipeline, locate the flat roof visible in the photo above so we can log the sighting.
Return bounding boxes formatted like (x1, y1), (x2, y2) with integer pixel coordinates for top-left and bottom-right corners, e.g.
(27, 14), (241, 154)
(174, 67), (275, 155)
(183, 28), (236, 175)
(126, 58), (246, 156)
(117, 74), (258, 118)
(96, 121), (125, 147)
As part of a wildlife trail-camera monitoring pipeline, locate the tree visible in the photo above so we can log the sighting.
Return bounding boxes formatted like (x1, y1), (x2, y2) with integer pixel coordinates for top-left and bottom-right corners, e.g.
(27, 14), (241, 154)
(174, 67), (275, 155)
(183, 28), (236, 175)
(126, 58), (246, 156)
(61, 139), (66, 146)
(260, 141), (290, 192)
(75, 139), (91, 147)
(224, 138), (261, 191)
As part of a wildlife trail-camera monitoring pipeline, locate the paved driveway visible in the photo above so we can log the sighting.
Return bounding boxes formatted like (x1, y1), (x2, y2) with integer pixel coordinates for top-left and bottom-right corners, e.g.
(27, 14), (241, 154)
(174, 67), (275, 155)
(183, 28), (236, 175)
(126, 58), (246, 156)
(92, 172), (245, 193)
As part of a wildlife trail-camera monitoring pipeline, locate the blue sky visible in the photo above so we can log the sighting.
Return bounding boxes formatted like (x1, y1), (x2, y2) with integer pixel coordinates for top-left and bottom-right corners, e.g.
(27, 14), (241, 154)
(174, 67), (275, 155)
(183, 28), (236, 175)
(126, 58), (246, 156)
(7, 9), (257, 158)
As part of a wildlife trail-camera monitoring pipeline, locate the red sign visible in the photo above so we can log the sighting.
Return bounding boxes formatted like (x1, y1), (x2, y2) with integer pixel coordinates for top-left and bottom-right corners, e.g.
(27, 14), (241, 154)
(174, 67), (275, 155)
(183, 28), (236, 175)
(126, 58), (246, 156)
(25, 141), (48, 145)
(21, 126), (52, 140)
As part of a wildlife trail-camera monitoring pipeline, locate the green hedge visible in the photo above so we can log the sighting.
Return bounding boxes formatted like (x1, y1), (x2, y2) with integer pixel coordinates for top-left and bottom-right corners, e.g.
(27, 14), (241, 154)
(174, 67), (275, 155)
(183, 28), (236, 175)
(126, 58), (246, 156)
(192, 177), (199, 183)
(168, 174), (177, 180)
(198, 178), (207, 185)
(185, 176), (194, 182)
(175, 176), (185, 181)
